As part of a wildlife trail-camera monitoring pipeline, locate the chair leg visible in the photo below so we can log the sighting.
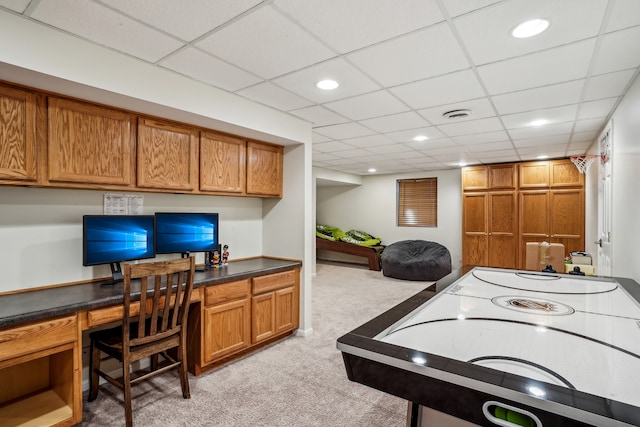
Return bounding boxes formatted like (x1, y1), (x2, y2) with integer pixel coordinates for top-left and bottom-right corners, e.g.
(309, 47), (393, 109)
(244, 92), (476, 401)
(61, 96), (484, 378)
(123, 362), (133, 427)
(150, 353), (159, 372)
(179, 344), (190, 399)
(88, 340), (100, 401)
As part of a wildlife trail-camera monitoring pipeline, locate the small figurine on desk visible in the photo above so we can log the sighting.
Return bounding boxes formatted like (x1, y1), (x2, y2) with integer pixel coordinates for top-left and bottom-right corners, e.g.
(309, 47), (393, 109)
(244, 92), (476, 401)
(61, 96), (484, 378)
(211, 249), (221, 268)
(222, 245), (229, 265)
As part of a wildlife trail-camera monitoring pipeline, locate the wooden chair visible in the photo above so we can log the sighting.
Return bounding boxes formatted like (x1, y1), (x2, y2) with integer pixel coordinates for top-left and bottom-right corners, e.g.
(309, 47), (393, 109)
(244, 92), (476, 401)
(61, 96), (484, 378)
(88, 257), (195, 427)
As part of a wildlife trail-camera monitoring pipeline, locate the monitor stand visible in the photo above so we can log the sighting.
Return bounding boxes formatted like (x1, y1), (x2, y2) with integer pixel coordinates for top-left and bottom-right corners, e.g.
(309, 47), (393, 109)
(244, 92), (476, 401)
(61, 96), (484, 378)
(182, 252), (206, 272)
(100, 262), (123, 286)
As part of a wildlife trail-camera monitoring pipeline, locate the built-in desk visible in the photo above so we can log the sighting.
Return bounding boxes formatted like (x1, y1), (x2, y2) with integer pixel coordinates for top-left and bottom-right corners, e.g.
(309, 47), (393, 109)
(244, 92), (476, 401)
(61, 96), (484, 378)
(0, 257), (302, 427)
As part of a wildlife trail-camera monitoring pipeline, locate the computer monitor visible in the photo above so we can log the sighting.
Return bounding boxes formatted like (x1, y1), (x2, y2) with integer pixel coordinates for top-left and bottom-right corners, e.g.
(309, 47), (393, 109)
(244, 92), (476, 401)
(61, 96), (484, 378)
(82, 215), (156, 284)
(154, 212), (219, 258)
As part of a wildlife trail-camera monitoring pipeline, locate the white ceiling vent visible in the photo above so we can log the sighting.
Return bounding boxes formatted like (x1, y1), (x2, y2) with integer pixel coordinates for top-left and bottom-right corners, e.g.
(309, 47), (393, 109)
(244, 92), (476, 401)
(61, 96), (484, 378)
(442, 109), (472, 119)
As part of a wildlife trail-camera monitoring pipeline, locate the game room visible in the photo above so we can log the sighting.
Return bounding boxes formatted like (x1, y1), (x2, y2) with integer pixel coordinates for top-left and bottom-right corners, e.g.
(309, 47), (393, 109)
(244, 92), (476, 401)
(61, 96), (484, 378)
(1, 1), (640, 426)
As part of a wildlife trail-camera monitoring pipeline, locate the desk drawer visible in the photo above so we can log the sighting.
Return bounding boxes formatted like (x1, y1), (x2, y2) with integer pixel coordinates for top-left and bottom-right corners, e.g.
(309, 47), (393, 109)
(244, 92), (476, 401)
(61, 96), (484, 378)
(252, 270), (296, 295)
(0, 315), (77, 361)
(205, 279), (250, 306)
(86, 290), (201, 328)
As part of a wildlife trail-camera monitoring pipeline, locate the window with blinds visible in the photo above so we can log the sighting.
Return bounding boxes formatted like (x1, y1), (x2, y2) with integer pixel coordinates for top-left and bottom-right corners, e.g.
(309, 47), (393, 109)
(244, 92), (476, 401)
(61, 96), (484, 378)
(397, 177), (437, 227)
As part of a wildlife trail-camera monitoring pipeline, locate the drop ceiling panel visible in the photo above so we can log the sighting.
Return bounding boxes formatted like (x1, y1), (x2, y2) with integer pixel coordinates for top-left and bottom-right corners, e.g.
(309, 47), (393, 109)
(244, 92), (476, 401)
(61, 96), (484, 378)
(237, 81), (313, 111)
(578, 98), (619, 120)
(30, 0), (184, 62)
(441, 0), (502, 18)
(452, 130), (510, 145)
(346, 23), (470, 87)
(100, 0), (263, 41)
(436, 117), (504, 137)
(343, 134), (398, 149)
(314, 122), (376, 140)
(584, 70), (636, 101)
(274, 0), (443, 53)
(390, 70), (486, 110)
(196, 6), (335, 79)
(454, 0), (606, 65)
(605, 0), (640, 32)
(384, 127), (446, 143)
(0, 0), (29, 13)
(160, 47), (261, 91)
(491, 80), (584, 115)
(591, 26), (640, 75)
(477, 39), (596, 95)
(273, 57), (381, 103)
(501, 105), (578, 129)
(290, 106), (348, 127)
(574, 118), (606, 133)
(359, 112), (430, 133)
(324, 90), (409, 121)
(508, 122), (575, 140)
(462, 141), (514, 153)
(512, 134), (571, 148)
(312, 141), (356, 152)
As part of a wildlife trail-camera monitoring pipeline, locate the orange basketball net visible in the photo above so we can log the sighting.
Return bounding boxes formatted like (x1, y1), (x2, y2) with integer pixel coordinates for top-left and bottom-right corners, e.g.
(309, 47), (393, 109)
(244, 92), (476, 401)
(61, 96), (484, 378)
(570, 154), (599, 174)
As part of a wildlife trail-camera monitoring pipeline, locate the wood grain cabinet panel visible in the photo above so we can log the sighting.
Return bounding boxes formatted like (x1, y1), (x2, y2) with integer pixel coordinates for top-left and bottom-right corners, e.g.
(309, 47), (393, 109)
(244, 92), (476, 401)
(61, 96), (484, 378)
(489, 164), (517, 189)
(200, 131), (246, 194)
(251, 292), (276, 344)
(462, 192), (488, 267)
(550, 159), (584, 187)
(0, 84), (37, 183)
(246, 140), (283, 197)
(48, 98), (134, 186)
(461, 166), (488, 191)
(137, 118), (198, 191)
(203, 298), (250, 363)
(488, 191), (517, 268)
(519, 161), (549, 188)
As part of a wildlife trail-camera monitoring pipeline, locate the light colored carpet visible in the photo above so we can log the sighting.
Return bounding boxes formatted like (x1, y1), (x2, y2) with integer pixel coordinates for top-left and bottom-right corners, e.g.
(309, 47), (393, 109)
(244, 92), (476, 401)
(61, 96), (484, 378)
(82, 261), (432, 426)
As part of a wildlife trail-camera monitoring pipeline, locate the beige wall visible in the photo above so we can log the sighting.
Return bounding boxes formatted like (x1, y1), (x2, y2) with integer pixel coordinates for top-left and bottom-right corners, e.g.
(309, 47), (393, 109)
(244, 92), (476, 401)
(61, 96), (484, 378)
(316, 168), (463, 271)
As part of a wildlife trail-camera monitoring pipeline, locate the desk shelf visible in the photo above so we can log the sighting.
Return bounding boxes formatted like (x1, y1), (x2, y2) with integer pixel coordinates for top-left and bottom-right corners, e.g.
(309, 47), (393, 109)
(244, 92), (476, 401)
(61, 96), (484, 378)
(0, 389), (74, 427)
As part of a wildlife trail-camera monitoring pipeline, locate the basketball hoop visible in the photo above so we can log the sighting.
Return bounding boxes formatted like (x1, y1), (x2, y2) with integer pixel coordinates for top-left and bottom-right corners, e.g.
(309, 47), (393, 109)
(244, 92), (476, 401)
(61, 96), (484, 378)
(570, 154), (599, 174)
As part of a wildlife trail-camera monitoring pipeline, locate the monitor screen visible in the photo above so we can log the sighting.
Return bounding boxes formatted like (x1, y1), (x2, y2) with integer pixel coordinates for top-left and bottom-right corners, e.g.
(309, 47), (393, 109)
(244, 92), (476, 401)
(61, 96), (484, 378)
(155, 212), (219, 255)
(83, 215), (156, 267)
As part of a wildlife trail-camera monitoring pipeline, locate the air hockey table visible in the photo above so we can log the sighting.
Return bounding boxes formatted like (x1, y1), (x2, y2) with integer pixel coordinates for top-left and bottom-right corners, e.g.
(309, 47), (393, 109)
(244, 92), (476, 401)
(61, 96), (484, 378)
(337, 267), (640, 427)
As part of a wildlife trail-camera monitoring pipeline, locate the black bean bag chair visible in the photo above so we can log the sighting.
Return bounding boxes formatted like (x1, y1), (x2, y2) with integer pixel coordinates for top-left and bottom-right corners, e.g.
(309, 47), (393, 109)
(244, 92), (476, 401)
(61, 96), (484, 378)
(381, 240), (452, 281)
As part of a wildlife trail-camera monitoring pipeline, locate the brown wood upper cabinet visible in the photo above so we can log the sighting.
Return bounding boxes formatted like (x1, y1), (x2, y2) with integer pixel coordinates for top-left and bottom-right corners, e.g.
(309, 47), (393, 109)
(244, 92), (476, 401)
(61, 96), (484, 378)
(520, 159), (583, 188)
(462, 164), (517, 191)
(0, 84), (38, 184)
(200, 131), (246, 194)
(48, 97), (135, 186)
(247, 140), (283, 197)
(137, 118), (198, 191)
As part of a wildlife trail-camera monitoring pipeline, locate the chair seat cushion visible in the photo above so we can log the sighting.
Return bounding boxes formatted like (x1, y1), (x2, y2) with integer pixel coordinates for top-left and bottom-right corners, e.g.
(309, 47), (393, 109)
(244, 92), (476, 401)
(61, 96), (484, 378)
(381, 240), (452, 281)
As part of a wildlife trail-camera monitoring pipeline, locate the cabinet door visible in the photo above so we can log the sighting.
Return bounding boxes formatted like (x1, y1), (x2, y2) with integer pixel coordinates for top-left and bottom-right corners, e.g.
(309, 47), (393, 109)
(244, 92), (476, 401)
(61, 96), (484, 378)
(274, 286), (296, 334)
(0, 85), (37, 183)
(519, 161), (549, 189)
(462, 192), (488, 266)
(48, 98), (134, 186)
(488, 191), (517, 268)
(519, 191), (550, 269)
(200, 131), (246, 194)
(550, 189), (584, 256)
(488, 164), (517, 190)
(246, 141), (283, 197)
(550, 159), (584, 187)
(137, 118), (198, 191)
(203, 298), (250, 363)
(461, 166), (488, 191)
(251, 292), (275, 344)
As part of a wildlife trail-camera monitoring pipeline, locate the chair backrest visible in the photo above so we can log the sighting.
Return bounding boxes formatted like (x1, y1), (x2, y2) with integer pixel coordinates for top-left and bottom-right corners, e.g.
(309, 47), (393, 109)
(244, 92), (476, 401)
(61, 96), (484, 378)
(122, 257), (195, 347)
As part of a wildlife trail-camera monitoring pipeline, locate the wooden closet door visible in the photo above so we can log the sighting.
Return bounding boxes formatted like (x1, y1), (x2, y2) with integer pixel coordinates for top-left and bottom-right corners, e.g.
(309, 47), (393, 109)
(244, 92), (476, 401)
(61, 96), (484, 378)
(462, 192), (488, 266)
(550, 189), (584, 256)
(488, 191), (517, 268)
(519, 191), (550, 269)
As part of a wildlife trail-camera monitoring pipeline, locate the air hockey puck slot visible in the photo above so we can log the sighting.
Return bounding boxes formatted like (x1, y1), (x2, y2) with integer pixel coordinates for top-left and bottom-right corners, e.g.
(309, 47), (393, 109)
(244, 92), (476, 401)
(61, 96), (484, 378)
(482, 401), (541, 427)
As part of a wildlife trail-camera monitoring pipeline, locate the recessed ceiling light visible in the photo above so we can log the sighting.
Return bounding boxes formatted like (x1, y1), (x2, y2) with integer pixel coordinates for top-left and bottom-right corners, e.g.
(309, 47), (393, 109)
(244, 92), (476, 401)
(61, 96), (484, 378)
(413, 135), (428, 142)
(316, 79), (339, 90)
(511, 18), (550, 38)
(536, 154), (549, 159)
(529, 119), (549, 127)
(459, 162), (468, 167)
(368, 168), (376, 173)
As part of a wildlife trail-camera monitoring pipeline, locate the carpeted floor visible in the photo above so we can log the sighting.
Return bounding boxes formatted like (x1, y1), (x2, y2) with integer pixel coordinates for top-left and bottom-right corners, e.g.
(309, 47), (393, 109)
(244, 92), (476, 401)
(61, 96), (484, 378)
(81, 261), (433, 426)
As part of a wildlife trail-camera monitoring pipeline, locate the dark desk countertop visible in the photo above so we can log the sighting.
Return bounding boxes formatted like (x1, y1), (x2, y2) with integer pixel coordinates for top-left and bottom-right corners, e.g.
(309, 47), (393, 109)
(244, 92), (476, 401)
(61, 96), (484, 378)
(0, 257), (302, 329)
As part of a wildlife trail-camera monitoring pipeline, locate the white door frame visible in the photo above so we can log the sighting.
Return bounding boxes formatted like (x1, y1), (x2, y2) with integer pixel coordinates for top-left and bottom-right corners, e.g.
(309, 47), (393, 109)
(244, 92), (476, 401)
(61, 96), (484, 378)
(597, 121), (613, 276)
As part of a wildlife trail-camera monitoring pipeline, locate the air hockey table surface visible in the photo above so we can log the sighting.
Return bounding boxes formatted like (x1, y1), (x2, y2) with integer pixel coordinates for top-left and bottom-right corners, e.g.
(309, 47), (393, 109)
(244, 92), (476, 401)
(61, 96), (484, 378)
(337, 267), (640, 427)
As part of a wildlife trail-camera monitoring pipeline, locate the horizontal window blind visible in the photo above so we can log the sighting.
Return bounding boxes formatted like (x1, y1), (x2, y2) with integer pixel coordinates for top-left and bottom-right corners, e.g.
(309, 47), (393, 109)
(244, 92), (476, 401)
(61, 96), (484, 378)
(397, 177), (437, 227)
